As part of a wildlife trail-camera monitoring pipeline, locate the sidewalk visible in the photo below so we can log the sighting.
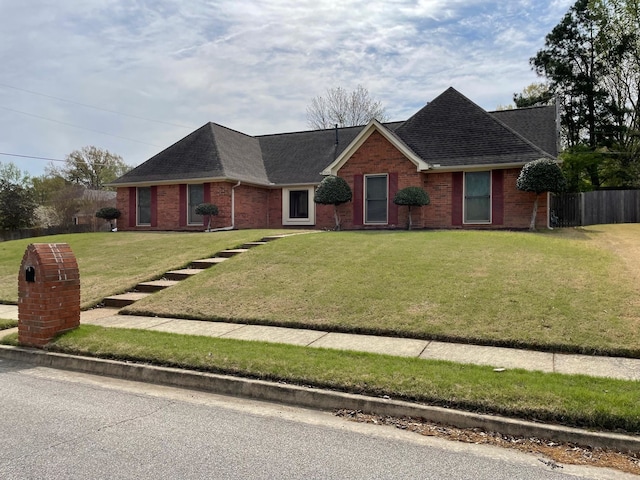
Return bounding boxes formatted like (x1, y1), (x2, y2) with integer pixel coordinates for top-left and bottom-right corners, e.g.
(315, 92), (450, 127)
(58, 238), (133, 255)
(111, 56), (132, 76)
(3, 304), (639, 381)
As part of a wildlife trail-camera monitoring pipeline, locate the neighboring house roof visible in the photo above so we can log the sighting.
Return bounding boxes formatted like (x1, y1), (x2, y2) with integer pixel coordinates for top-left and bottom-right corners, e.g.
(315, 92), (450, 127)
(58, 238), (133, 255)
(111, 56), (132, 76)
(110, 88), (557, 187)
(82, 189), (117, 201)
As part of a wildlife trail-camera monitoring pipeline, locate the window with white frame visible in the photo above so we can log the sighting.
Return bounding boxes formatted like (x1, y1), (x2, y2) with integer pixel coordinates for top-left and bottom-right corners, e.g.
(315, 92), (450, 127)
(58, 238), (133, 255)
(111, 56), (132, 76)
(464, 171), (491, 223)
(282, 187), (315, 225)
(188, 184), (204, 224)
(365, 174), (388, 224)
(137, 187), (151, 225)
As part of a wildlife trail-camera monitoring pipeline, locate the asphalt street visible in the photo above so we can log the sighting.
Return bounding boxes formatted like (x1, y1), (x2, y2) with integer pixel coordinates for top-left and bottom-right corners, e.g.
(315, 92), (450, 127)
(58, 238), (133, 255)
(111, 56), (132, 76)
(0, 358), (631, 480)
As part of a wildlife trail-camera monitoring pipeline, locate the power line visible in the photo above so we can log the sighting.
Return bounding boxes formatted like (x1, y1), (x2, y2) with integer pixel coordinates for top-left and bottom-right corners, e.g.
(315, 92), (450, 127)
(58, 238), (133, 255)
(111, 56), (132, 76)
(0, 82), (195, 129)
(0, 152), (66, 163)
(0, 106), (163, 147)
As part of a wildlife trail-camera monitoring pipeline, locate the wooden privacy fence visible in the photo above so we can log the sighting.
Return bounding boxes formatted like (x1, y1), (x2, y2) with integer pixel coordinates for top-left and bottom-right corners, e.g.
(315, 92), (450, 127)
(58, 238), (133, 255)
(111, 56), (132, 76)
(551, 190), (640, 227)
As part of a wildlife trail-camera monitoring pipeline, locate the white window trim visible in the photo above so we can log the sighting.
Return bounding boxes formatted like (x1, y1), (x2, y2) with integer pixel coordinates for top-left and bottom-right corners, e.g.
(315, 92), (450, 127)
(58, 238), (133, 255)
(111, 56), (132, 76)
(282, 187), (315, 226)
(137, 187), (151, 226)
(187, 184), (204, 226)
(364, 174), (388, 225)
(463, 171), (492, 225)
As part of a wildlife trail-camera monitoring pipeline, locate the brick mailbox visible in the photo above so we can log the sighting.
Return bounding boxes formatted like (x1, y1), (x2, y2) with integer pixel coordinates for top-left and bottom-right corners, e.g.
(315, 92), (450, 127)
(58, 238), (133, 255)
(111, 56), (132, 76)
(18, 243), (80, 347)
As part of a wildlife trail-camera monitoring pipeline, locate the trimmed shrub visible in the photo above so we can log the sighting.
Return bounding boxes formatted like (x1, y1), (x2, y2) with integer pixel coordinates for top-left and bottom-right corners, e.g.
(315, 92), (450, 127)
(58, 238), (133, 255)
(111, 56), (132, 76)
(393, 186), (430, 230)
(195, 203), (219, 231)
(314, 176), (352, 230)
(516, 158), (566, 230)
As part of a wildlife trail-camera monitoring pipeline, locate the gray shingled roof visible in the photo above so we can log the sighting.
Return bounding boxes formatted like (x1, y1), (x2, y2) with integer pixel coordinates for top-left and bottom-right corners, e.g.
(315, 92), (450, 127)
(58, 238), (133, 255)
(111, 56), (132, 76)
(111, 89), (556, 186)
(395, 87), (555, 167)
(491, 105), (559, 157)
(110, 123), (269, 185)
(258, 126), (363, 184)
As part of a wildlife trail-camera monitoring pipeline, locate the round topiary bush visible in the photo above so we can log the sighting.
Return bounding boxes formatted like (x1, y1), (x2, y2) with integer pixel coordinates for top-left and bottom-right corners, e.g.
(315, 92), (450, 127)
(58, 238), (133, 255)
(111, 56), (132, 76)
(95, 207), (121, 221)
(516, 158), (566, 230)
(314, 175), (352, 205)
(393, 186), (430, 229)
(314, 176), (352, 230)
(195, 203), (219, 231)
(95, 207), (121, 231)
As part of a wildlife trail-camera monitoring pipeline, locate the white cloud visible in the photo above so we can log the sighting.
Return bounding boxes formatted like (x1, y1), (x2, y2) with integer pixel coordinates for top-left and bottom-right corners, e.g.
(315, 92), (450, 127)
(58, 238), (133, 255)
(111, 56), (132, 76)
(0, 0), (573, 175)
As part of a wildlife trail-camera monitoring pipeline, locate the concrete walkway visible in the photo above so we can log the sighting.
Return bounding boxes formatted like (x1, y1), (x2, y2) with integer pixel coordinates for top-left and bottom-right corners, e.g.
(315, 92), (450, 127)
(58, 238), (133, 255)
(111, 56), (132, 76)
(2, 304), (639, 381)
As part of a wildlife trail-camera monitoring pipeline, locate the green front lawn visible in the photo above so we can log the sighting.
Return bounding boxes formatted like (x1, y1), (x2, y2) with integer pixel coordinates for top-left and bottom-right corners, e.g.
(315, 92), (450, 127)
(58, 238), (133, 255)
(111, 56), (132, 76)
(0, 320), (17, 330)
(0, 230), (293, 308)
(124, 228), (640, 355)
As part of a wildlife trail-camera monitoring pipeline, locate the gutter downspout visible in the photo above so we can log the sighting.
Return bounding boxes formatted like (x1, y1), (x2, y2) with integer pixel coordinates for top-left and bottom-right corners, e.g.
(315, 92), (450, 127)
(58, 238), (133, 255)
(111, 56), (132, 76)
(206, 180), (241, 232)
(231, 180), (241, 229)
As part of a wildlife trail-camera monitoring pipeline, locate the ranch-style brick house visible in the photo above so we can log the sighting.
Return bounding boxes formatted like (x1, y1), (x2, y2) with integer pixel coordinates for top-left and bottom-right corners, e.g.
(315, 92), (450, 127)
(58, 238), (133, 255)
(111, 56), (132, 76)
(110, 88), (559, 231)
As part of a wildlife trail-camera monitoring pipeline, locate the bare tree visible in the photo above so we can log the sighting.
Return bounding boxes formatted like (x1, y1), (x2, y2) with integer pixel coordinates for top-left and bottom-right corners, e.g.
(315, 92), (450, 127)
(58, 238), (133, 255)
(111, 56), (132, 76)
(306, 85), (388, 129)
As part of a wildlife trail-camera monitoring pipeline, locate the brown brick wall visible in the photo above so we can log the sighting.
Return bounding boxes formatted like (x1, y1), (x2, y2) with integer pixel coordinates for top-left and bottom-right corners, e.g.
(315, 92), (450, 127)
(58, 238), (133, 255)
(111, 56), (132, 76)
(330, 131), (548, 230)
(503, 169), (548, 229)
(234, 184), (269, 229)
(117, 182), (269, 231)
(336, 130), (423, 230)
(156, 184), (180, 229)
(423, 171), (453, 228)
(115, 154), (549, 231)
(267, 189), (282, 228)
(116, 188), (130, 229)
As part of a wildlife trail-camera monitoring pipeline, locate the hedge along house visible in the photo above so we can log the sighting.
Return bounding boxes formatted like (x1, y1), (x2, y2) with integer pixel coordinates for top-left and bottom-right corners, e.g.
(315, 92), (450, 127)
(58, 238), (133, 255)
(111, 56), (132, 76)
(110, 88), (559, 231)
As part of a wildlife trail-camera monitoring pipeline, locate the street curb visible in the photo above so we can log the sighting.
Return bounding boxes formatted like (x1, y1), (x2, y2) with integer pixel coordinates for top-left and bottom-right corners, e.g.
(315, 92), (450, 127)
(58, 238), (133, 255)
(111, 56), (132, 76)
(1, 344), (638, 453)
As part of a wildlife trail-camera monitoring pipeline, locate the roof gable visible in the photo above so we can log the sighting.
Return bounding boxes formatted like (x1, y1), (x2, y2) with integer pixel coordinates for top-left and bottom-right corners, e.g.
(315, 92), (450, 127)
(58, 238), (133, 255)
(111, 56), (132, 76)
(321, 120), (429, 176)
(395, 87), (554, 168)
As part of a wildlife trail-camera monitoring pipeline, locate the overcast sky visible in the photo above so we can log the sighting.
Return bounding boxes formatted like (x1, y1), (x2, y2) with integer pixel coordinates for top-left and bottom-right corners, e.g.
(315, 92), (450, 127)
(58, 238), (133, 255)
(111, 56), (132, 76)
(0, 0), (572, 177)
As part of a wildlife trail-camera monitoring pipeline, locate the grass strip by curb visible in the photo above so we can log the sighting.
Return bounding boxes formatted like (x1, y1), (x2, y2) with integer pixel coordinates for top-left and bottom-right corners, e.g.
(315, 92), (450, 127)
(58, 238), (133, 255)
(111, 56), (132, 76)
(3, 325), (639, 434)
(0, 320), (17, 330)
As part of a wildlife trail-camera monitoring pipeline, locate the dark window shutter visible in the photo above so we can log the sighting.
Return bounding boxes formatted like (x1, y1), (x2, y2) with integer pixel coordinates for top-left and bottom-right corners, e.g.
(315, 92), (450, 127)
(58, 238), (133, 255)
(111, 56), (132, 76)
(491, 170), (504, 225)
(203, 183), (211, 203)
(128, 188), (136, 228)
(388, 172), (398, 225)
(179, 184), (187, 227)
(452, 172), (463, 226)
(150, 186), (158, 227)
(353, 175), (363, 226)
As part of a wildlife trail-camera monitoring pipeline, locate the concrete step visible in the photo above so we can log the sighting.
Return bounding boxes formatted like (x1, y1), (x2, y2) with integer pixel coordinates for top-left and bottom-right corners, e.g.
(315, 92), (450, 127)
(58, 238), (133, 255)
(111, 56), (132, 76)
(136, 279), (181, 292)
(103, 292), (152, 308)
(216, 248), (249, 258)
(191, 257), (229, 269)
(164, 268), (204, 281)
(241, 241), (268, 249)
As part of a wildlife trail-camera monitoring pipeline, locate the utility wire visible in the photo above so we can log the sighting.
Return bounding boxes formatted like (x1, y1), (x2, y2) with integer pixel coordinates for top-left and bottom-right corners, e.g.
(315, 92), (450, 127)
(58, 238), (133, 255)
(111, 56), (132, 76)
(0, 106), (163, 147)
(0, 152), (66, 163)
(0, 82), (195, 129)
